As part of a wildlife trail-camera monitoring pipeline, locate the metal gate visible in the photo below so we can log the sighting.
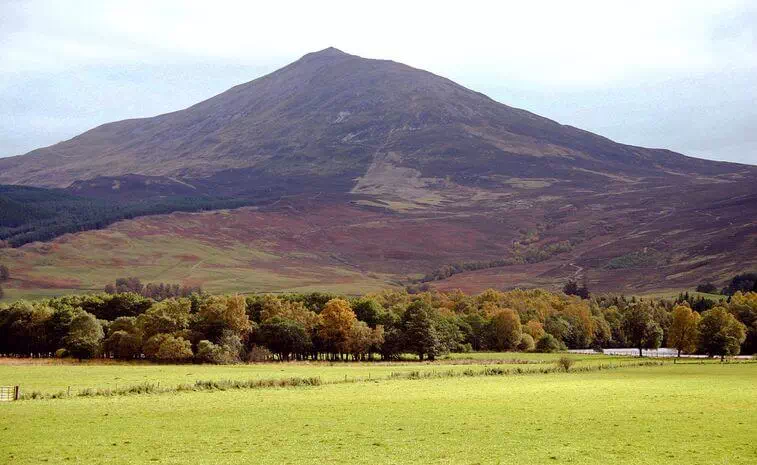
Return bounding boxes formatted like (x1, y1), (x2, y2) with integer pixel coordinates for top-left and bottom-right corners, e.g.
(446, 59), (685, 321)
(0, 386), (19, 401)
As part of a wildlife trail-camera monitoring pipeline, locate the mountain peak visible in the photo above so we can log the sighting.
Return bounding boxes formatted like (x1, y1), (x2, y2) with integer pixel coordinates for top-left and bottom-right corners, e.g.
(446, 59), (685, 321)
(301, 47), (349, 60)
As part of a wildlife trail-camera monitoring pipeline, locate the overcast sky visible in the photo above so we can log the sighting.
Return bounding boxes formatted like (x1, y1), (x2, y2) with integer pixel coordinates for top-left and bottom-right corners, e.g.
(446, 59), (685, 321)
(1, 0), (756, 164)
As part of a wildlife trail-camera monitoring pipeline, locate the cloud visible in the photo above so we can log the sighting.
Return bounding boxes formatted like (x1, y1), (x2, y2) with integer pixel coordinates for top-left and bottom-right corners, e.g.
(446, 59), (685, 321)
(1, 0), (755, 163)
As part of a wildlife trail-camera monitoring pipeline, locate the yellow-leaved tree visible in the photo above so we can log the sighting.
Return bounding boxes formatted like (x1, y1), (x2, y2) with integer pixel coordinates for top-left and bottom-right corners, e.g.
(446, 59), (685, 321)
(318, 298), (357, 358)
(668, 304), (700, 357)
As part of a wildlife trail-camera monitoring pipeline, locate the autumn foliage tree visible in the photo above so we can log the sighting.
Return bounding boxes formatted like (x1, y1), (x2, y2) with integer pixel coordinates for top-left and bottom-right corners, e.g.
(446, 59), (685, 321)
(317, 298), (357, 359)
(487, 308), (522, 351)
(195, 294), (252, 342)
(668, 304), (700, 357)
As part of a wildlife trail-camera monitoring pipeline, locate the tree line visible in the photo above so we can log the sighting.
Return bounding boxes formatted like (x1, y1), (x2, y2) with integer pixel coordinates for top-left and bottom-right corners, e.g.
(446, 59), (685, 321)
(1, 286), (754, 363)
(103, 277), (202, 301)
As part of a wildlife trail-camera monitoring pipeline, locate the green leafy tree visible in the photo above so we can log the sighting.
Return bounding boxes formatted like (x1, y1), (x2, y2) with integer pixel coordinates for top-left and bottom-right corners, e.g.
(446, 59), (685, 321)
(137, 298), (192, 339)
(352, 298), (385, 328)
(535, 334), (561, 353)
(622, 304), (663, 357)
(104, 316), (142, 359)
(728, 292), (757, 354)
(64, 312), (104, 359)
(195, 333), (243, 364)
(258, 316), (311, 361)
(518, 333), (535, 352)
(402, 300), (443, 361)
(698, 307), (747, 361)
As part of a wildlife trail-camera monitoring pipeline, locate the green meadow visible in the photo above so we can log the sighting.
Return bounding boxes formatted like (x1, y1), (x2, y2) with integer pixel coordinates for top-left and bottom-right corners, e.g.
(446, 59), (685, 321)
(0, 353), (629, 396)
(1, 360), (756, 464)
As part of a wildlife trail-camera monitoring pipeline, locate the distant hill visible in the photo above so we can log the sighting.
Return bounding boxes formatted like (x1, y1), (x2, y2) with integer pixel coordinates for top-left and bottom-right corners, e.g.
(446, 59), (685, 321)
(1, 47), (755, 296)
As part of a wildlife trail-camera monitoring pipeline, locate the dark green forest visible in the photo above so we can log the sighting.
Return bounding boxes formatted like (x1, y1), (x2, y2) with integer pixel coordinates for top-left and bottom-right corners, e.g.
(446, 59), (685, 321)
(0, 185), (255, 247)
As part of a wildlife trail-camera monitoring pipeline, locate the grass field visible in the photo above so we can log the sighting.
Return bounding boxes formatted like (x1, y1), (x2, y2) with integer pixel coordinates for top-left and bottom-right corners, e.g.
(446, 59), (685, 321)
(0, 353), (631, 396)
(1, 359), (756, 464)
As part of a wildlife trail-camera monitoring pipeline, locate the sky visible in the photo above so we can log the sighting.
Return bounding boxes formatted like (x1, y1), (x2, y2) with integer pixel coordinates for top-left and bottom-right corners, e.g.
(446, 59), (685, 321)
(1, 0), (756, 164)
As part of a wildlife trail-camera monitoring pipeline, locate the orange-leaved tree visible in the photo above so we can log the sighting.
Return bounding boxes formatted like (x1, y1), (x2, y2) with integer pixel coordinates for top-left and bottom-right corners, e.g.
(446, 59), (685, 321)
(318, 298), (357, 359)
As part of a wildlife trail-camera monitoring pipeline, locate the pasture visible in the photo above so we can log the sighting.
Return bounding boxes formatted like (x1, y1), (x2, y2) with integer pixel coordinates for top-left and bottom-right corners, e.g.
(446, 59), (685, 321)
(1, 358), (756, 464)
(0, 353), (629, 396)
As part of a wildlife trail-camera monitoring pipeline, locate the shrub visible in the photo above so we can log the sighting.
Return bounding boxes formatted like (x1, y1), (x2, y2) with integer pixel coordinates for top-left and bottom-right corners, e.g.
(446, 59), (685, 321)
(54, 348), (68, 358)
(143, 334), (193, 362)
(246, 345), (273, 362)
(557, 356), (575, 372)
(457, 342), (473, 353)
(695, 282), (718, 294)
(535, 334), (561, 353)
(517, 333), (535, 352)
(196, 340), (221, 363)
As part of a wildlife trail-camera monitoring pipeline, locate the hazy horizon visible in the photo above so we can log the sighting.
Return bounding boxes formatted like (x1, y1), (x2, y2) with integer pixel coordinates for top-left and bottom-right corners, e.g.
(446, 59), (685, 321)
(2, 1), (755, 165)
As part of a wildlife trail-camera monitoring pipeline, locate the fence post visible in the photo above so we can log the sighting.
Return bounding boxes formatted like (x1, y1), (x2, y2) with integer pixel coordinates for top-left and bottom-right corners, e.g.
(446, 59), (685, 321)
(14, 385), (19, 400)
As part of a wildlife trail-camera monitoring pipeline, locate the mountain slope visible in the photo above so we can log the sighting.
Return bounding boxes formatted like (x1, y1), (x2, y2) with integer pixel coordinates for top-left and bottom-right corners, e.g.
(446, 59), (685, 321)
(0, 47), (755, 297)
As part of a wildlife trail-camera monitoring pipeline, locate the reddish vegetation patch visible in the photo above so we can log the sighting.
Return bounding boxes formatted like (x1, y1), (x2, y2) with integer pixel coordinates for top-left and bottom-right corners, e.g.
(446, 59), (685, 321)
(15, 276), (83, 289)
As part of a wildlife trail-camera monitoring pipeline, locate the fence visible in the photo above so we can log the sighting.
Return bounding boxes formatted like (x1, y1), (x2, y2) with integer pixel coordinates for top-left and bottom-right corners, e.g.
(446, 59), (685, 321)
(0, 385), (20, 401)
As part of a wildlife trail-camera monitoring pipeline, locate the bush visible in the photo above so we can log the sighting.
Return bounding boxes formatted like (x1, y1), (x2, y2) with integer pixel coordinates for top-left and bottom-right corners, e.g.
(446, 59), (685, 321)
(143, 334), (193, 362)
(695, 282), (718, 294)
(517, 333), (535, 352)
(535, 334), (561, 353)
(196, 340), (221, 363)
(196, 334), (243, 364)
(246, 345), (273, 362)
(54, 348), (68, 358)
(457, 342), (473, 353)
(557, 356), (575, 372)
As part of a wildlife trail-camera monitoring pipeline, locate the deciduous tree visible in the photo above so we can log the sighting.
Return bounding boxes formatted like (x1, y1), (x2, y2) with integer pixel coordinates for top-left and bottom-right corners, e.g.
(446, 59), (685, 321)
(487, 308), (522, 351)
(143, 333), (193, 362)
(668, 304), (700, 357)
(402, 300), (442, 361)
(64, 312), (104, 359)
(137, 298), (192, 339)
(317, 299), (356, 358)
(622, 303), (663, 357)
(698, 306), (746, 361)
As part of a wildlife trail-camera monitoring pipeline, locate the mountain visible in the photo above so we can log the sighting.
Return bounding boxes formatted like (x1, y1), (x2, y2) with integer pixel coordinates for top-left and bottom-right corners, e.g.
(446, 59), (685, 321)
(1, 47), (756, 297)
(1, 47), (749, 190)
